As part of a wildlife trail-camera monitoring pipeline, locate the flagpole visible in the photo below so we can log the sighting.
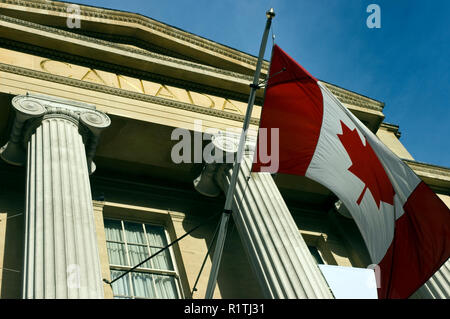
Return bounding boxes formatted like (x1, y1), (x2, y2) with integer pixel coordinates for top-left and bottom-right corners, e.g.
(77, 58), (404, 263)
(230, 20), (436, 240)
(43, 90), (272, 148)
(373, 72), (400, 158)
(204, 8), (275, 299)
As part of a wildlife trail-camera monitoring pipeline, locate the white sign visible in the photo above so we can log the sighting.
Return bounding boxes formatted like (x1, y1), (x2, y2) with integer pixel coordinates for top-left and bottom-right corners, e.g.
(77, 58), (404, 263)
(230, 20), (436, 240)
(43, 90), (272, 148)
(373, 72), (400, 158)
(318, 264), (378, 299)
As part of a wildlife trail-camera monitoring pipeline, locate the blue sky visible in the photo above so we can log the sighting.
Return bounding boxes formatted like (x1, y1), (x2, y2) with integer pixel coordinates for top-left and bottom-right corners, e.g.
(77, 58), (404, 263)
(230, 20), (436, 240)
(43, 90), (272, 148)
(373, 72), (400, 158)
(68, 0), (449, 167)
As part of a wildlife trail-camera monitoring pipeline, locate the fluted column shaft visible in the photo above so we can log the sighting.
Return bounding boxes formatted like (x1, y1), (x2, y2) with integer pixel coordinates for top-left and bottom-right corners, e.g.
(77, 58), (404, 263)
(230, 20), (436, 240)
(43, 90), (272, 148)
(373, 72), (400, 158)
(413, 259), (450, 299)
(216, 156), (332, 298)
(194, 132), (333, 299)
(24, 115), (101, 298)
(1, 95), (110, 299)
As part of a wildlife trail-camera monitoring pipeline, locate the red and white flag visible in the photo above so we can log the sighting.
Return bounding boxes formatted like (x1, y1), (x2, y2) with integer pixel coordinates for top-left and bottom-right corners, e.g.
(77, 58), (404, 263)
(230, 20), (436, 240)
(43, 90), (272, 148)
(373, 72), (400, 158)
(253, 45), (450, 299)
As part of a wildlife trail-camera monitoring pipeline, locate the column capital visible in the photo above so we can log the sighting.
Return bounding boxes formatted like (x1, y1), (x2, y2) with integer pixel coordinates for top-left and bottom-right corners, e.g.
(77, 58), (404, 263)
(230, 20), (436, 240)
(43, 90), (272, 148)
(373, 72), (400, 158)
(0, 94), (110, 172)
(11, 95), (47, 118)
(193, 130), (256, 197)
(80, 111), (111, 131)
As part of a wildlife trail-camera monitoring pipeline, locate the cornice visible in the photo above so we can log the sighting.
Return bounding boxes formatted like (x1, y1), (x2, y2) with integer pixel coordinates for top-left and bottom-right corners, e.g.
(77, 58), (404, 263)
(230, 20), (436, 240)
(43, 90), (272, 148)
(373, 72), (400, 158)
(0, 0), (269, 73)
(379, 122), (401, 138)
(0, 62), (261, 126)
(404, 159), (450, 194)
(0, 14), (255, 84)
(404, 159), (450, 180)
(67, 28), (204, 64)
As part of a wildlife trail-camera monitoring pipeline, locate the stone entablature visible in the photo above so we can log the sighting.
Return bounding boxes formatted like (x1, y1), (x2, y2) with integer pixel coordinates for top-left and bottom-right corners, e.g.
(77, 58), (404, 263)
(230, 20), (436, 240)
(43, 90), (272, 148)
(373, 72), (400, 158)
(0, 14), (256, 97)
(0, 0), (268, 75)
(0, 45), (383, 128)
(0, 2), (385, 115)
(0, 48), (262, 126)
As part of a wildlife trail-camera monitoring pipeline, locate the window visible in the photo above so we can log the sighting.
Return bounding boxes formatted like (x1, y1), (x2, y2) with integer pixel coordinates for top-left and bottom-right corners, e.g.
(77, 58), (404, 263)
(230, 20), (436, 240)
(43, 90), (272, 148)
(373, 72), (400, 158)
(104, 219), (183, 299)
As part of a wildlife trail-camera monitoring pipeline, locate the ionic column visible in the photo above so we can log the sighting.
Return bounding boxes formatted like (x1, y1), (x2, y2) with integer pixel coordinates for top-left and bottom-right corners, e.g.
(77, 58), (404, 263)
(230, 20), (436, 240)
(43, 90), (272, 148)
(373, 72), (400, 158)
(194, 133), (333, 298)
(0, 94), (110, 299)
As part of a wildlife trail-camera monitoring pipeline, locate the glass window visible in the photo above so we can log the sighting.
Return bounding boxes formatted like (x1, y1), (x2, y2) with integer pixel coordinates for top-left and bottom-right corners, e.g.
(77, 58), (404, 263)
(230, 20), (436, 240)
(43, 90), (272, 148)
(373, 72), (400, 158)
(104, 219), (182, 299)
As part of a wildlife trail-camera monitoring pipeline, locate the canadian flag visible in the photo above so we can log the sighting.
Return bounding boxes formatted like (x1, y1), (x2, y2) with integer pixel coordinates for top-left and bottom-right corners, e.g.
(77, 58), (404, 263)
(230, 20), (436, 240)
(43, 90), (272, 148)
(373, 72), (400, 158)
(253, 45), (450, 299)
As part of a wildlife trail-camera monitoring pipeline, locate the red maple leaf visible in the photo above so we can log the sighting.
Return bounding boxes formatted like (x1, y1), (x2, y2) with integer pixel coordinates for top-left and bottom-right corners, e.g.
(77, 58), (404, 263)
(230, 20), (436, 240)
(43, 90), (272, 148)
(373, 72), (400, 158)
(337, 121), (395, 208)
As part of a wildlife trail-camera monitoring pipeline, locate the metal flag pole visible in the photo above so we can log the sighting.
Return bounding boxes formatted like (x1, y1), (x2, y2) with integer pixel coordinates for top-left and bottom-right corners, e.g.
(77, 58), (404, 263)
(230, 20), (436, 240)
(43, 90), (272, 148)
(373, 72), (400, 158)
(204, 8), (275, 299)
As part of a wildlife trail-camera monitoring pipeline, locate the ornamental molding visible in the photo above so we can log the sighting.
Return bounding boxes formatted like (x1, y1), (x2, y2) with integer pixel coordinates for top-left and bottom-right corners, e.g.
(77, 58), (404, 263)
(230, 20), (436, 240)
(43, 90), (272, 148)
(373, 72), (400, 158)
(0, 62), (260, 126)
(0, 0), (268, 72)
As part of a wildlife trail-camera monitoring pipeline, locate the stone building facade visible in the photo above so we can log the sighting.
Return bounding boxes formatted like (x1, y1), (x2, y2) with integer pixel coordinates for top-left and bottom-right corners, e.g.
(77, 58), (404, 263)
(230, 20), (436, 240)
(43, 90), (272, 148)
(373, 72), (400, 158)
(0, 0), (448, 299)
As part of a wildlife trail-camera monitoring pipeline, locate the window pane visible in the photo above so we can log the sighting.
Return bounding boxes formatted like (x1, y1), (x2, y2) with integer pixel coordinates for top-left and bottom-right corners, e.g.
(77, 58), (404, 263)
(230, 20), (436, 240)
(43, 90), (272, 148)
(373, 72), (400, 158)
(107, 242), (128, 266)
(146, 225), (168, 247)
(124, 222), (146, 244)
(131, 272), (156, 298)
(110, 270), (132, 298)
(106, 219), (181, 299)
(150, 247), (173, 271)
(104, 219), (123, 242)
(154, 274), (178, 299)
(128, 244), (151, 269)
